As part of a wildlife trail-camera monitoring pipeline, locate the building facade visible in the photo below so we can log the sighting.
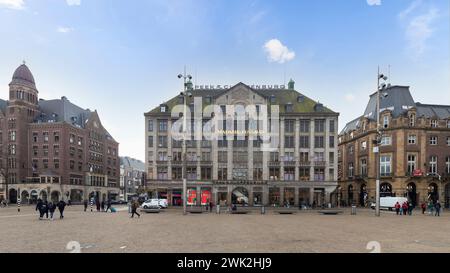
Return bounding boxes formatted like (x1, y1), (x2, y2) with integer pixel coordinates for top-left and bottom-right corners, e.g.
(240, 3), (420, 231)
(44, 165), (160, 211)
(338, 85), (450, 208)
(120, 156), (146, 201)
(144, 81), (339, 207)
(0, 63), (120, 204)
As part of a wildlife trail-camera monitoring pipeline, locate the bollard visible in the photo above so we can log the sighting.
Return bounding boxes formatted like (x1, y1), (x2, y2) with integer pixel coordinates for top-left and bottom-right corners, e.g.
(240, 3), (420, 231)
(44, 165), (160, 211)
(261, 206), (265, 215)
(17, 198), (21, 212)
(351, 205), (356, 215)
(216, 204), (220, 214)
(90, 198), (93, 212)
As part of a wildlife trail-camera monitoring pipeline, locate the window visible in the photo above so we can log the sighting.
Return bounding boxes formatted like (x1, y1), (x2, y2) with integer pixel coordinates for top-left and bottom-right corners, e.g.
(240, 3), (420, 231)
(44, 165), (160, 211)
(172, 167), (182, 180)
(314, 152), (324, 162)
(157, 167), (168, 179)
(361, 141), (367, 150)
(408, 135), (416, 144)
(380, 155), (391, 176)
(148, 119), (153, 131)
(285, 104), (293, 113)
(284, 152), (295, 162)
(429, 136), (438, 145)
(9, 144), (16, 155)
(9, 131), (16, 141)
(269, 167), (280, 180)
(407, 154), (416, 174)
(54, 132), (59, 142)
(348, 163), (354, 178)
(447, 120), (450, 128)
(360, 159), (367, 176)
(409, 114), (416, 127)
(447, 137), (450, 146)
(383, 116), (389, 128)
(314, 168), (325, 181)
(285, 136), (295, 148)
(329, 136), (335, 148)
(253, 168), (263, 180)
(314, 136), (324, 148)
(429, 156), (437, 174)
(158, 120), (168, 132)
(299, 120), (310, 133)
(54, 145), (59, 156)
(201, 167), (212, 180)
(314, 119), (325, 133)
(348, 145), (354, 154)
(284, 167), (295, 181)
(43, 145), (49, 156)
(380, 136), (392, 146)
(299, 167), (310, 181)
(69, 134), (74, 144)
(329, 120), (335, 133)
(299, 136), (309, 148)
(158, 152), (168, 161)
(299, 152), (309, 163)
(43, 159), (49, 169)
(43, 132), (49, 142)
(329, 152), (335, 164)
(285, 120), (295, 133)
(446, 156), (450, 174)
(160, 106), (166, 113)
(148, 136), (153, 148)
(33, 132), (38, 143)
(270, 152), (279, 162)
(431, 120), (438, 128)
(201, 152), (211, 162)
(218, 151), (227, 163)
(33, 146), (38, 156)
(218, 168), (227, 180)
(158, 136), (167, 148)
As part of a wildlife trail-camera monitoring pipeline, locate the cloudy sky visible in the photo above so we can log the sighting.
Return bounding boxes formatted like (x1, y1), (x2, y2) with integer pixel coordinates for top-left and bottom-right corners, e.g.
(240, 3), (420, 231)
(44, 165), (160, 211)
(0, 0), (448, 161)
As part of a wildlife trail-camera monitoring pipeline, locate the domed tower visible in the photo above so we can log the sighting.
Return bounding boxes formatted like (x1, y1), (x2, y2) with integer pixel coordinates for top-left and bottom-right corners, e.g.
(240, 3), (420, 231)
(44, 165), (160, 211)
(5, 63), (40, 185)
(9, 62), (39, 119)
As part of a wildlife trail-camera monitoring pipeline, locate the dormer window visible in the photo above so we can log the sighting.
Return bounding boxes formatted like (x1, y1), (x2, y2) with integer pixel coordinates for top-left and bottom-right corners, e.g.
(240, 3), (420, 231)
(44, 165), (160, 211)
(205, 97), (212, 104)
(447, 120), (450, 128)
(297, 95), (304, 103)
(383, 116), (389, 128)
(285, 104), (293, 113)
(409, 113), (416, 127)
(431, 119), (438, 128)
(270, 95), (276, 103)
(178, 96), (184, 104)
(160, 106), (166, 113)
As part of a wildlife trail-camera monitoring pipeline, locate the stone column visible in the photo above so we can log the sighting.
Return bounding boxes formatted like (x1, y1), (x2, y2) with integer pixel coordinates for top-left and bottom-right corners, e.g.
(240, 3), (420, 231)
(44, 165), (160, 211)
(279, 186), (285, 206)
(196, 185), (201, 206)
(309, 119), (315, 182)
(309, 187), (314, 206)
(294, 187), (299, 207)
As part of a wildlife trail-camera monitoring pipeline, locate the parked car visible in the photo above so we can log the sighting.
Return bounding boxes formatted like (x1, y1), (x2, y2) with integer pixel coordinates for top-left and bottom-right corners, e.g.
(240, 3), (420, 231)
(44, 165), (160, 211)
(370, 197), (408, 211)
(141, 199), (168, 209)
(111, 199), (127, 205)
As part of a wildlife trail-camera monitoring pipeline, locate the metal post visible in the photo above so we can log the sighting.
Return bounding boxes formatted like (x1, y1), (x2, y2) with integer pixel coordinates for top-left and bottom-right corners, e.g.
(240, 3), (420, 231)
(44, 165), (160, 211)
(375, 66), (381, 217)
(17, 187), (20, 212)
(182, 67), (188, 216)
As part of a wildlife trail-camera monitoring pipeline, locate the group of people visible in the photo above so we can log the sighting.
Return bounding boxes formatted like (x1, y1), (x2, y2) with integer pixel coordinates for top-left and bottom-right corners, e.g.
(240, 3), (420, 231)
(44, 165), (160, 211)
(82, 198), (112, 212)
(394, 201), (414, 215)
(35, 199), (66, 220)
(420, 200), (442, 216)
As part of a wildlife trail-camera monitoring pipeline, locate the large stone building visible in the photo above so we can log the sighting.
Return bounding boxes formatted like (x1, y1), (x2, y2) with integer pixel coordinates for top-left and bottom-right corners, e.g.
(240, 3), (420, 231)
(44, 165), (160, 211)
(144, 81), (339, 207)
(120, 156), (146, 201)
(338, 85), (450, 208)
(0, 63), (120, 204)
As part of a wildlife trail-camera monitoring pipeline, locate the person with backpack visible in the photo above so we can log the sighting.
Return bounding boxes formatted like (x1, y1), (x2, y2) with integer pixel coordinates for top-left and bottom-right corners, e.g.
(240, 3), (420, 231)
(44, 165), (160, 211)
(402, 202), (408, 215)
(36, 199), (45, 220)
(408, 202), (413, 216)
(57, 200), (66, 219)
(48, 202), (56, 220)
(105, 199), (112, 212)
(130, 200), (140, 218)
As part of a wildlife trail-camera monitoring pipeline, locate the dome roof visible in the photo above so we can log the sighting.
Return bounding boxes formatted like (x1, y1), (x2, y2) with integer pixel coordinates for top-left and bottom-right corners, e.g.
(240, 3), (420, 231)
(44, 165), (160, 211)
(11, 63), (36, 87)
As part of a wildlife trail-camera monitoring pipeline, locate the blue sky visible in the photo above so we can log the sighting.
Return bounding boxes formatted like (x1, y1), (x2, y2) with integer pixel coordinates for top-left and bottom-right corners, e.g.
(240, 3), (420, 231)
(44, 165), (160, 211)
(0, 0), (448, 161)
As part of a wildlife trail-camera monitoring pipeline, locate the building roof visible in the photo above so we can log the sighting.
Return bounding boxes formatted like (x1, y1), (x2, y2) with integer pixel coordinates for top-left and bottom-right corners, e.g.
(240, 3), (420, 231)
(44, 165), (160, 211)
(342, 85), (450, 134)
(11, 63), (36, 88)
(120, 156), (145, 171)
(36, 96), (92, 128)
(0, 98), (7, 112)
(145, 82), (337, 115)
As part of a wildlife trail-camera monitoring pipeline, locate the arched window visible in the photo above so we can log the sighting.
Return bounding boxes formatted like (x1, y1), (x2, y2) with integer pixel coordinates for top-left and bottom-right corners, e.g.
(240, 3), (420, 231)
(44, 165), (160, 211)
(409, 113), (416, 127)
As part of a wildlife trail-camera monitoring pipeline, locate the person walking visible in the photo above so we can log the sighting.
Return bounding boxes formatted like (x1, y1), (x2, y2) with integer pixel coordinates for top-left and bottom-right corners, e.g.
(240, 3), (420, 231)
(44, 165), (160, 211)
(101, 200), (105, 212)
(48, 202), (56, 220)
(57, 199), (66, 219)
(402, 202), (408, 215)
(96, 198), (100, 212)
(36, 199), (45, 220)
(435, 201), (441, 217)
(427, 201), (434, 215)
(105, 199), (112, 212)
(408, 202), (413, 216)
(421, 202), (426, 214)
(394, 202), (401, 215)
(83, 199), (88, 212)
(209, 200), (213, 213)
(130, 200), (140, 218)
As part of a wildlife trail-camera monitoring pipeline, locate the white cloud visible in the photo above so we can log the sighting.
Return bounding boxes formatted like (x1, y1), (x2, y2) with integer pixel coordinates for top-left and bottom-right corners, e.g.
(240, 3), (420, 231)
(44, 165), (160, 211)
(0, 0), (25, 10)
(366, 0), (381, 6)
(263, 39), (295, 64)
(398, 0), (422, 19)
(345, 94), (356, 103)
(57, 26), (73, 33)
(66, 0), (80, 6)
(405, 8), (438, 57)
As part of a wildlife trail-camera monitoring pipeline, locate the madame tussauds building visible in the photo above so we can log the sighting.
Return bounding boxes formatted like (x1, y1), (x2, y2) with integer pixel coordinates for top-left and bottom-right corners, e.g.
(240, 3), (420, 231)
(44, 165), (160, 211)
(144, 81), (339, 208)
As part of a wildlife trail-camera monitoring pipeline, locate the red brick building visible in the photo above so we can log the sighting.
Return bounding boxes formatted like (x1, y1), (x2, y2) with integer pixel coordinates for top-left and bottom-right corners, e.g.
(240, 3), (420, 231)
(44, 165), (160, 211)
(0, 63), (120, 204)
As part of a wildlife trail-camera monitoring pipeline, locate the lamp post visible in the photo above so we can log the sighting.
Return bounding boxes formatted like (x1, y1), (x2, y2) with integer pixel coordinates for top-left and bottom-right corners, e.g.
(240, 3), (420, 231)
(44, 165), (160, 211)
(375, 66), (388, 217)
(178, 68), (193, 215)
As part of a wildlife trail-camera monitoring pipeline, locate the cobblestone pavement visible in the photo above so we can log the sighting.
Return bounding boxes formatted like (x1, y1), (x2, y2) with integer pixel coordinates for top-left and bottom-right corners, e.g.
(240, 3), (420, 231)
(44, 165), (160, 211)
(0, 205), (449, 253)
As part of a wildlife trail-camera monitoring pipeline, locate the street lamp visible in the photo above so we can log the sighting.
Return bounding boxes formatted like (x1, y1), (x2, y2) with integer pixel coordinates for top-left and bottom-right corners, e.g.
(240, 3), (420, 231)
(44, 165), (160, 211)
(374, 66), (388, 217)
(178, 67), (193, 215)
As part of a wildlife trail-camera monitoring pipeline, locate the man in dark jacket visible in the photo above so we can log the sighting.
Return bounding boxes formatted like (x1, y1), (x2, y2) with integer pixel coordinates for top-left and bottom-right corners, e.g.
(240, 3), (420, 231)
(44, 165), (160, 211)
(57, 200), (66, 219)
(130, 200), (140, 218)
(101, 200), (105, 212)
(48, 202), (56, 220)
(435, 201), (441, 216)
(96, 199), (100, 212)
(36, 199), (44, 220)
(83, 199), (88, 212)
(105, 199), (112, 212)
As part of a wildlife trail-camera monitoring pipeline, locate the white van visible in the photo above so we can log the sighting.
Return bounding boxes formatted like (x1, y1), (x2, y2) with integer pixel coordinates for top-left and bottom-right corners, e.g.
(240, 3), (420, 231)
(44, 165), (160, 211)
(370, 197), (409, 210)
(141, 199), (168, 209)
